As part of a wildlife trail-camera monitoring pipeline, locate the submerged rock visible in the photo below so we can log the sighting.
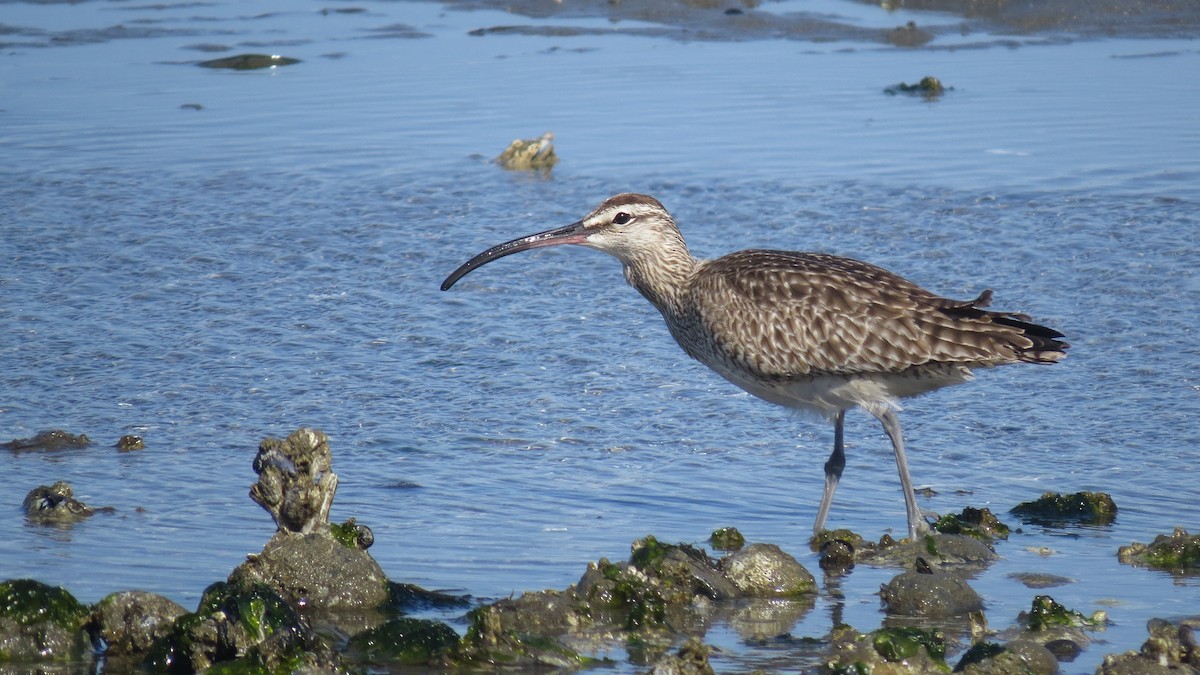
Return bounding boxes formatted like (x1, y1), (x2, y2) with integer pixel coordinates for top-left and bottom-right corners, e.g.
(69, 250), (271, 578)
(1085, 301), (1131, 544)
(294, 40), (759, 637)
(22, 481), (95, 522)
(0, 579), (91, 663)
(197, 54), (301, 70)
(3, 429), (91, 452)
(1006, 572), (1074, 589)
(1118, 527), (1200, 572)
(885, 21), (934, 47)
(1010, 491), (1118, 526)
(495, 131), (558, 171)
(647, 637), (716, 675)
(88, 591), (187, 657)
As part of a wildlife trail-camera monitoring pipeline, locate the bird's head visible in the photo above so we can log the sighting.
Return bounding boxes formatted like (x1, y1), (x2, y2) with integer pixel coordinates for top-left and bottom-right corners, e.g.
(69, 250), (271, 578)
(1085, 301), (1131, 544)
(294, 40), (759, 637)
(440, 193), (685, 291)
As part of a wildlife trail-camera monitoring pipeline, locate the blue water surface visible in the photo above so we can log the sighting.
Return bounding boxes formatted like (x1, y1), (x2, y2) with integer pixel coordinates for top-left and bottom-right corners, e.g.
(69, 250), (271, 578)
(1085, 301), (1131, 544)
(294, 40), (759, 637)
(2, 1), (1199, 672)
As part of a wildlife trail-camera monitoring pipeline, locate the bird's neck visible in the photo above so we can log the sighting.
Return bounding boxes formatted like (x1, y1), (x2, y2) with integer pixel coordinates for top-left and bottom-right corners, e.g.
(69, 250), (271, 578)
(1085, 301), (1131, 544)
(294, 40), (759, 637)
(621, 242), (698, 318)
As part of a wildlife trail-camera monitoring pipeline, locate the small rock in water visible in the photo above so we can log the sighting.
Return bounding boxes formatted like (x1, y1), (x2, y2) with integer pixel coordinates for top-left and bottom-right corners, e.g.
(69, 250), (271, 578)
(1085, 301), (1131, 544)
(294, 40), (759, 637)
(818, 538), (856, 572)
(495, 131), (558, 171)
(1007, 571), (1075, 589)
(1010, 491), (1118, 526)
(23, 481), (95, 521)
(115, 435), (144, 451)
(1118, 527), (1200, 572)
(197, 54), (301, 70)
(1022, 594), (1105, 631)
(719, 543), (816, 598)
(4, 429), (91, 452)
(709, 526), (745, 551)
(880, 568), (984, 617)
(884, 75), (949, 100)
(934, 506), (1011, 540)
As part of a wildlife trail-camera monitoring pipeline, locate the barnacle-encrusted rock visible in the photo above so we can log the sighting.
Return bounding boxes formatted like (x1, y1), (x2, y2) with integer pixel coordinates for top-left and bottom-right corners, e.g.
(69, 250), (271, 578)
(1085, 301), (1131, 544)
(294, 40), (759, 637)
(719, 543), (816, 598)
(250, 427), (338, 534)
(229, 531), (390, 611)
(1097, 617), (1200, 674)
(88, 591), (187, 657)
(495, 131), (558, 170)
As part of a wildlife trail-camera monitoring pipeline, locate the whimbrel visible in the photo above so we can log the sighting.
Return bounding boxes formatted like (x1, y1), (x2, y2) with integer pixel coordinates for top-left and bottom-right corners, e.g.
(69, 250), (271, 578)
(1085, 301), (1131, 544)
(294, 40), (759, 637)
(441, 194), (1068, 539)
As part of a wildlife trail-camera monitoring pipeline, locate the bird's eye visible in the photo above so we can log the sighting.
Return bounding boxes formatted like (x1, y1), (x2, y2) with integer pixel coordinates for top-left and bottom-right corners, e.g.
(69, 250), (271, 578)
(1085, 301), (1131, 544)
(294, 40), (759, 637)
(612, 212), (632, 225)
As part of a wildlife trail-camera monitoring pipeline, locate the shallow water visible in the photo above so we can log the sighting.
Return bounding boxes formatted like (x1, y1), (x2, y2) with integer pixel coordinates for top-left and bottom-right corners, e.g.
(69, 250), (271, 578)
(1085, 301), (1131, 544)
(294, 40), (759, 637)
(2, 0), (1199, 672)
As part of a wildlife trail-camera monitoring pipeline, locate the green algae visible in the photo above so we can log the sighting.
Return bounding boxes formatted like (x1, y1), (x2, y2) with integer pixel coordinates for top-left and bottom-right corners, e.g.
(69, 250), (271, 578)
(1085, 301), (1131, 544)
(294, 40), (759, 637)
(328, 518), (372, 550)
(630, 535), (669, 571)
(871, 626), (947, 666)
(0, 579), (88, 628)
(146, 581), (307, 673)
(954, 641), (1006, 670)
(346, 617), (458, 664)
(1026, 595), (1103, 631)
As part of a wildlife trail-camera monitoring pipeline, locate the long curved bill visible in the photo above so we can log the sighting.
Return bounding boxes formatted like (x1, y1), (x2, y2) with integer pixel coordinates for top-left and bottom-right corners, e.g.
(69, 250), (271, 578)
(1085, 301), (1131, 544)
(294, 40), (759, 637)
(440, 220), (589, 291)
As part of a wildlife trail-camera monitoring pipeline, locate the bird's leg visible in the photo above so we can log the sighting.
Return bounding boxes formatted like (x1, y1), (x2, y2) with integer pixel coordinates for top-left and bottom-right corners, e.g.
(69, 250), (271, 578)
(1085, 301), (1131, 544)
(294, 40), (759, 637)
(873, 408), (930, 540)
(812, 410), (846, 535)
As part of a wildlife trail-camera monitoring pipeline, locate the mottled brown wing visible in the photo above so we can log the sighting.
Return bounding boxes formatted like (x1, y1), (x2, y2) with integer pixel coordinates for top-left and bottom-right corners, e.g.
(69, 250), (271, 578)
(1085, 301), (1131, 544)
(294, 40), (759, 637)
(688, 250), (1062, 379)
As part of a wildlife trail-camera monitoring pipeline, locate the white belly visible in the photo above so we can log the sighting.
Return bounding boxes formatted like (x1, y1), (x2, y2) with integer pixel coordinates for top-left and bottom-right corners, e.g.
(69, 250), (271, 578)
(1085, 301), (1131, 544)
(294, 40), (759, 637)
(714, 363), (975, 421)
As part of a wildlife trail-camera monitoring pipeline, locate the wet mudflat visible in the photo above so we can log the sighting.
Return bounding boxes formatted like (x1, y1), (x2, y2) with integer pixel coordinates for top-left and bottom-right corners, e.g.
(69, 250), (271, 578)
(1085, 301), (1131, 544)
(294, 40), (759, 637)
(2, 0), (1199, 672)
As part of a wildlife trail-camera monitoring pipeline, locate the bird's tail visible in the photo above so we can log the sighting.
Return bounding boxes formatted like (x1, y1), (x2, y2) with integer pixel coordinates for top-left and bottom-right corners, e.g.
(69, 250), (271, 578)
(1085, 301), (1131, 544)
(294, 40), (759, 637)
(939, 289), (1070, 364)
